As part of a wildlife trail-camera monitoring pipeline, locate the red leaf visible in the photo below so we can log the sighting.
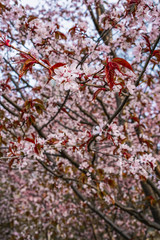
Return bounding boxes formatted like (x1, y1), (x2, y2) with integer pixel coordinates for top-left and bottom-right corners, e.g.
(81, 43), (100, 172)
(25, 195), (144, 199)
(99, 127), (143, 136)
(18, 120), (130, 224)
(32, 86), (42, 92)
(68, 25), (77, 36)
(61, 107), (68, 113)
(121, 149), (131, 159)
(112, 58), (134, 72)
(50, 63), (66, 72)
(47, 138), (59, 145)
(33, 98), (44, 104)
(153, 50), (160, 61)
(131, 115), (140, 123)
(149, 161), (154, 170)
(24, 137), (35, 144)
(105, 61), (123, 89)
(34, 143), (43, 155)
(9, 158), (16, 170)
(42, 59), (51, 66)
(93, 88), (107, 100)
(19, 58), (37, 81)
(143, 35), (151, 52)
(0, 37), (10, 47)
(104, 57), (134, 90)
(47, 63), (66, 82)
(19, 53), (31, 61)
(28, 15), (37, 23)
(105, 59), (115, 90)
(31, 133), (35, 140)
(126, 0), (141, 16)
(153, 50), (160, 56)
(55, 31), (67, 40)
(34, 145), (39, 154)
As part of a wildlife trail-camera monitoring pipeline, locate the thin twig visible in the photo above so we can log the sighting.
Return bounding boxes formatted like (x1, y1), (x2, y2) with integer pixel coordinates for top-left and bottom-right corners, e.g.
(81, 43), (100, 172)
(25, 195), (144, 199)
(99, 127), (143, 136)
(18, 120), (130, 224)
(40, 90), (70, 130)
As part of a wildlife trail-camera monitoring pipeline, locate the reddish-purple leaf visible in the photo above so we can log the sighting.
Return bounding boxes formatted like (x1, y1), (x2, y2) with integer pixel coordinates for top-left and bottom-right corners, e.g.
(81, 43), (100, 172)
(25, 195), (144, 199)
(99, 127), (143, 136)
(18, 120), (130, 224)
(19, 58), (37, 81)
(24, 137), (35, 144)
(153, 50), (160, 61)
(34, 144), (41, 155)
(42, 59), (51, 66)
(33, 98), (44, 104)
(28, 15), (37, 23)
(9, 158), (16, 170)
(55, 31), (67, 40)
(50, 62), (66, 72)
(93, 88), (107, 100)
(105, 59), (115, 90)
(143, 35), (151, 52)
(112, 58), (134, 72)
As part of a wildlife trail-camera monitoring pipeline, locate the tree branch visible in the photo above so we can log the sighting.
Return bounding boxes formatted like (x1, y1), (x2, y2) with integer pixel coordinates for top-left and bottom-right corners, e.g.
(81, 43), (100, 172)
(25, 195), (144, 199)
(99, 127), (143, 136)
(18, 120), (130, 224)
(71, 185), (131, 240)
(135, 34), (160, 87)
(40, 90), (70, 131)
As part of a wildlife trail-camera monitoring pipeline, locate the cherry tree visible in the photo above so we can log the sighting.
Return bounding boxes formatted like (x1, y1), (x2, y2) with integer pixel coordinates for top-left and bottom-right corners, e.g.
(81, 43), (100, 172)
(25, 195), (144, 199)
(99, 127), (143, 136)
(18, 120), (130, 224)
(0, 0), (160, 239)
